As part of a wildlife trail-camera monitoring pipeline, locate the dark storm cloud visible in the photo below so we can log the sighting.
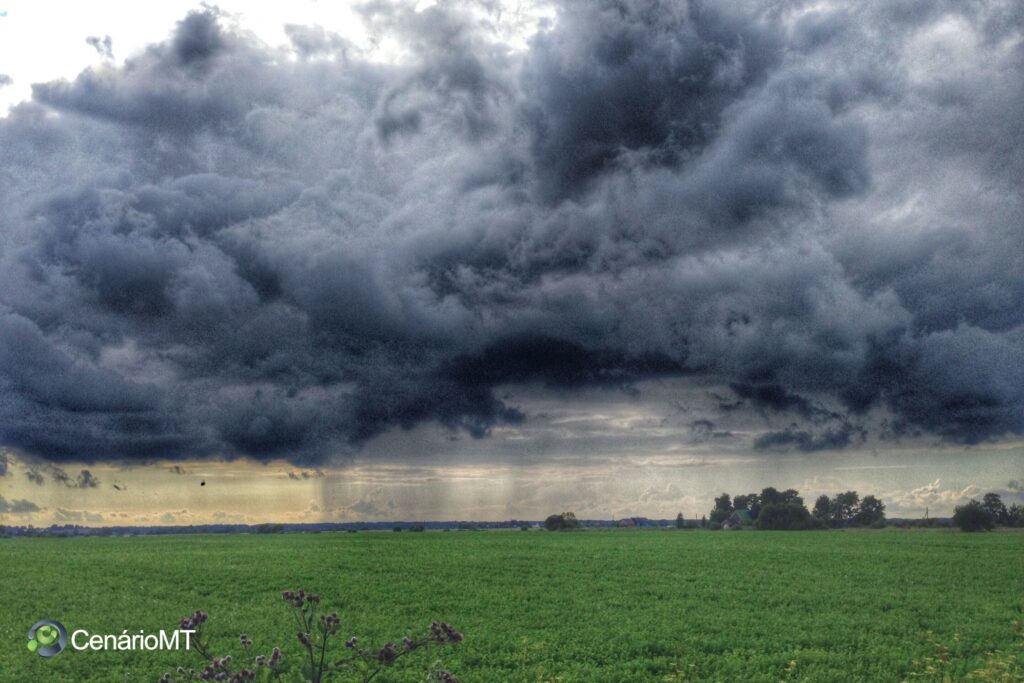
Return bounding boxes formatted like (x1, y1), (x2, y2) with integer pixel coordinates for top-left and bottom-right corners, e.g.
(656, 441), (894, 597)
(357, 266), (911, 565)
(0, 1), (1021, 463)
(77, 469), (100, 488)
(521, 0), (783, 201)
(753, 422), (867, 453)
(728, 383), (843, 423)
(18, 463), (101, 487)
(287, 469), (325, 480)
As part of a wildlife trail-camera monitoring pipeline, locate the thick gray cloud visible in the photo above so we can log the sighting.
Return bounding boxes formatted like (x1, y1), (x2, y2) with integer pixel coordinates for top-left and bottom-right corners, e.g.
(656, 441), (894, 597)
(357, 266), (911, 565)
(86, 35), (114, 60)
(0, 1), (1021, 464)
(0, 496), (42, 514)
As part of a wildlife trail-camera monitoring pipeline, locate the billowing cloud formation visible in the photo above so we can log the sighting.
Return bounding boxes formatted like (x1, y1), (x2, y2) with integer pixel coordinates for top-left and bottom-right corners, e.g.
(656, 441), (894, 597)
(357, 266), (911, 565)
(0, 1), (1022, 464)
(887, 479), (982, 513)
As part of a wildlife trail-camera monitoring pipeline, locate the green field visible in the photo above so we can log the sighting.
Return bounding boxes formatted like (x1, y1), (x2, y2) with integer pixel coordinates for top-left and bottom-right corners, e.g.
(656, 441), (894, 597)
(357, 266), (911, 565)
(2, 529), (1022, 682)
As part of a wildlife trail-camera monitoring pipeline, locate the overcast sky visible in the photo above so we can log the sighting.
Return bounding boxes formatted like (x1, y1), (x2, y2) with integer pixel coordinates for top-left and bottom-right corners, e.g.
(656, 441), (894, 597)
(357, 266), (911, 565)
(1, 0), (1021, 525)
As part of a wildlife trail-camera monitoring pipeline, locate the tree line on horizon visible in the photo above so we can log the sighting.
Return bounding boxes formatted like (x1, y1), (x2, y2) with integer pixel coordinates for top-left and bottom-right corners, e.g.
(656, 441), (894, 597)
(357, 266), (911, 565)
(703, 487), (886, 530)
(953, 493), (1024, 531)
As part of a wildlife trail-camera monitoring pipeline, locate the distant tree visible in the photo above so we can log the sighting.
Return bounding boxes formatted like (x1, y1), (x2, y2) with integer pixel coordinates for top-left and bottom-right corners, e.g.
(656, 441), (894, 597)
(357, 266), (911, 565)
(520, 524), (530, 531)
(781, 489), (803, 507)
(747, 494), (763, 518)
(700, 515), (707, 528)
(409, 524), (425, 532)
(709, 493), (733, 524)
(812, 495), (833, 524)
(676, 512), (685, 529)
(544, 512), (579, 531)
(755, 503), (818, 530)
(833, 491), (860, 526)
(853, 495), (886, 527)
(393, 526), (402, 532)
(1008, 505), (1024, 528)
(733, 495), (750, 510)
(981, 493), (1009, 525)
(953, 500), (995, 532)
(760, 487), (783, 507)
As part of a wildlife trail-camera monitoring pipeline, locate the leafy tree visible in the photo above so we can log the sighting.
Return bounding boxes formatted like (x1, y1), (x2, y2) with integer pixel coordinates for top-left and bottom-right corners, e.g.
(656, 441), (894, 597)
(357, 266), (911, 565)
(853, 495), (886, 526)
(812, 495), (833, 524)
(781, 489), (803, 507)
(709, 493), (733, 524)
(833, 491), (860, 526)
(755, 503), (818, 530)
(1008, 504), (1024, 528)
(953, 500), (995, 532)
(700, 515), (707, 528)
(675, 512), (684, 529)
(747, 494), (763, 518)
(760, 487), (783, 507)
(982, 492), (1009, 525)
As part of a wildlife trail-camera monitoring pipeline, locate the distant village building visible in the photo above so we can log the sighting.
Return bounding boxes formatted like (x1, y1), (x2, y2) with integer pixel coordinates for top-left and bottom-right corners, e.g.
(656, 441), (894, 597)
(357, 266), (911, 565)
(615, 517), (652, 528)
(723, 509), (753, 529)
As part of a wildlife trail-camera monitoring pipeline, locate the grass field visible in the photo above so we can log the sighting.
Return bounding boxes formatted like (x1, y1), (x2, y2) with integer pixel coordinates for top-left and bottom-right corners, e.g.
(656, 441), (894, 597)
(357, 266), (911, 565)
(2, 529), (1022, 682)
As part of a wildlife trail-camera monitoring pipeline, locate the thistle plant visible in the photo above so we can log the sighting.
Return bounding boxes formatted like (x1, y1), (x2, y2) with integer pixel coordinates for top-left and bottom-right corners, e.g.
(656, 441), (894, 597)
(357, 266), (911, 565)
(161, 590), (462, 683)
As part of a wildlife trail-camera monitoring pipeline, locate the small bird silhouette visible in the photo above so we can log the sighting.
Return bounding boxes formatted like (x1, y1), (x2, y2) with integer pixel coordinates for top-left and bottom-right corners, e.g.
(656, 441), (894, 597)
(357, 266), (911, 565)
(200, 481), (206, 486)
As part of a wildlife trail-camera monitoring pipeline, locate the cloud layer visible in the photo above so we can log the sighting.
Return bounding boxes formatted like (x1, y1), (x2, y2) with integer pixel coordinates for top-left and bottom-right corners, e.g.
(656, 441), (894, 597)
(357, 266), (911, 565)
(0, 1), (1022, 464)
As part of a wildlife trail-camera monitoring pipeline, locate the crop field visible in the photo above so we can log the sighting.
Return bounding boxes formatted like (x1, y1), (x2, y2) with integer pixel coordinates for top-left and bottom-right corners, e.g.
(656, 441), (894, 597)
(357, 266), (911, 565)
(2, 529), (1022, 682)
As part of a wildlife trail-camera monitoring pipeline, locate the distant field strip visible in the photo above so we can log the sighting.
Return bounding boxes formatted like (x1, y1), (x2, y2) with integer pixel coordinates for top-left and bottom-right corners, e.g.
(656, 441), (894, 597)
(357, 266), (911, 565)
(1, 529), (1022, 681)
